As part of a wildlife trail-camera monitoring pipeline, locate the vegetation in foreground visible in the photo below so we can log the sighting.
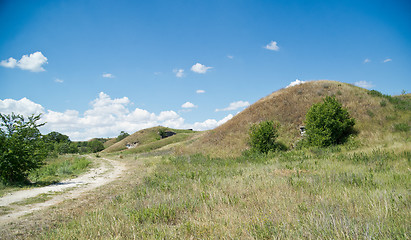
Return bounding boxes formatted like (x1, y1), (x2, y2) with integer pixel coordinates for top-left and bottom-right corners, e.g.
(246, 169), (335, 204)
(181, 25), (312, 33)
(37, 142), (410, 239)
(0, 155), (92, 197)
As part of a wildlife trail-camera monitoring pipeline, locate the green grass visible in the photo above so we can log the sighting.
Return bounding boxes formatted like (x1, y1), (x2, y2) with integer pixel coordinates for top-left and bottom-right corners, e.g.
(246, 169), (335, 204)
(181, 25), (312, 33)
(28, 155), (92, 184)
(11, 193), (53, 206)
(0, 206), (13, 216)
(37, 144), (410, 239)
(123, 133), (193, 154)
(0, 155), (91, 197)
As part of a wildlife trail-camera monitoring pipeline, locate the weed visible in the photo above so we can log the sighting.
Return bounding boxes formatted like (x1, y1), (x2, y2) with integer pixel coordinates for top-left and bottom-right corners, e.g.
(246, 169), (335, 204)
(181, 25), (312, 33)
(394, 123), (410, 132)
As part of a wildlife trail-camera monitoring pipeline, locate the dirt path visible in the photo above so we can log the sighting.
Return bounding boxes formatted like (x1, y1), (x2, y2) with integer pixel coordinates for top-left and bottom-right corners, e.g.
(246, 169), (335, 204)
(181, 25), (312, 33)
(0, 156), (126, 226)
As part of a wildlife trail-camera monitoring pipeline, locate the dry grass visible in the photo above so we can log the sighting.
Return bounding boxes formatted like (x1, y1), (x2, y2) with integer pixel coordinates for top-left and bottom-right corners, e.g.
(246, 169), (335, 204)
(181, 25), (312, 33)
(180, 80), (410, 157)
(103, 126), (198, 153)
(14, 141), (409, 239)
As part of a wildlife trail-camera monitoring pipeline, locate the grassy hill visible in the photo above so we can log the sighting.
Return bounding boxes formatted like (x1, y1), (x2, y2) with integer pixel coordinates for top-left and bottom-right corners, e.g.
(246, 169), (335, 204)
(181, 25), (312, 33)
(179, 80), (410, 157)
(103, 126), (198, 154)
(4, 80), (410, 239)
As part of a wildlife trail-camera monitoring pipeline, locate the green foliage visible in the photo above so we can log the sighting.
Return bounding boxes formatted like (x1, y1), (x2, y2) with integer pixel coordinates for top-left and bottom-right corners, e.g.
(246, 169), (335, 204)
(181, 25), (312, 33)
(249, 121), (284, 154)
(43, 131), (70, 144)
(88, 139), (105, 153)
(368, 89), (411, 111)
(29, 156), (91, 184)
(0, 113), (48, 183)
(393, 123), (410, 132)
(305, 96), (355, 147)
(158, 128), (167, 139)
(117, 131), (130, 141)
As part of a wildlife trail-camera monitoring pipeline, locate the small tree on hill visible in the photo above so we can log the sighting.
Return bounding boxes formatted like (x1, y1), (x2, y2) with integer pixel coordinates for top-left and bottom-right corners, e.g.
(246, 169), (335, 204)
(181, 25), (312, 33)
(0, 113), (48, 183)
(249, 121), (281, 154)
(304, 96), (355, 147)
(117, 131), (129, 141)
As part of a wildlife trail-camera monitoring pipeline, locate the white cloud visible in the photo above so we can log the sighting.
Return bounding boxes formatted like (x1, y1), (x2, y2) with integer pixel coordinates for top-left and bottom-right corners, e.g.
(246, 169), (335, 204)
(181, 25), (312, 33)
(102, 73), (114, 78)
(190, 114), (233, 131)
(227, 55), (234, 59)
(364, 58), (371, 63)
(264, 41), (279, 51)
(181, 102), (197, 109)
(0, 52), (48, 72)
(196, 90), (205, 94)
(383, 58), (392, 63)
(173, 69), (184, 78)
(216, 101), (250, 112)
(0, 93), (234, 140)
(286, 79), (306, 88)
(55, 78), (64, 83)
(191, 63), (212, 74)
(354, 81), (374, 89)
(0, 97), (45, 116)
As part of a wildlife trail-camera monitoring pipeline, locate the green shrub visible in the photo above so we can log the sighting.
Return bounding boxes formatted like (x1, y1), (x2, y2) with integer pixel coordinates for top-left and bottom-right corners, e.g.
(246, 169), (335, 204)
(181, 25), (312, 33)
(0, 113), (48, 183)
(368, 90), (384, 97)
(117, 131), (130, 141)
(249, 121), (284, 154)
(393, 123), (410, 132)
(304, 96), (355, 147)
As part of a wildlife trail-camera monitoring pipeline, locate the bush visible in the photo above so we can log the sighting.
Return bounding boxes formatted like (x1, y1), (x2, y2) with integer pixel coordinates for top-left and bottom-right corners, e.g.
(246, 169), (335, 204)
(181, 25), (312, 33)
(305, 96), (355, 147)
(249, 121), (284, 154)
(117, 131), (130, 141)
(88, 139), (105, 153)
(0, 113), (48, 183)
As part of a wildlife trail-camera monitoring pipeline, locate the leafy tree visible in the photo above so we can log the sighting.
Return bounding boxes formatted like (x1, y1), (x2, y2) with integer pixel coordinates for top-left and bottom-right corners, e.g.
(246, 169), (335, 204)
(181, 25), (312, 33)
(44, 131), (70, 143)
(43, 131), (71, 153)
(304, 96), (355, 147)
(249, 121), (282, 154)
(117, 131), (130, 141)
(0, 113), (48, 183)
(88, 139), (105, 153)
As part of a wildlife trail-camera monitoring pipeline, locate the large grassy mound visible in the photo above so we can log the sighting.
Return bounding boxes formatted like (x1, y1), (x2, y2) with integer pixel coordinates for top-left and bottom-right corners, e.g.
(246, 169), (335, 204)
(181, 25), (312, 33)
(103, 126), (198, 153)
(180, 80), (410, 157)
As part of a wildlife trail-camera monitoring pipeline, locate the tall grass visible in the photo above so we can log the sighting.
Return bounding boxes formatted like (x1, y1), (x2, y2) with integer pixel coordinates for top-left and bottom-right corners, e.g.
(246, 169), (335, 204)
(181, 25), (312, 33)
(38, 147), (410, 239)
(29, 155), (92, 184)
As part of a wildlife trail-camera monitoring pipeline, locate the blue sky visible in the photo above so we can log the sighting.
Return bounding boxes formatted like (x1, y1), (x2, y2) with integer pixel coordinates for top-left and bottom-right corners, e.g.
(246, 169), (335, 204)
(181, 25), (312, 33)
(1, 0), (410, 140)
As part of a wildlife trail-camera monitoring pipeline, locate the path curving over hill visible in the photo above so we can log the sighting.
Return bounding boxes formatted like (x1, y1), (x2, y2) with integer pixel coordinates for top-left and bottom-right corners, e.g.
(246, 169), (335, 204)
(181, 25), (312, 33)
(0, 156), (126, 226)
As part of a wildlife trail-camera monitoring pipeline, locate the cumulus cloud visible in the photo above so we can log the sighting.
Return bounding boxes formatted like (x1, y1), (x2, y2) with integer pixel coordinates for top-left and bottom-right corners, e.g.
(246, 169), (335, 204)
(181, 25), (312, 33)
(216, 101), (250, 112)
(196, 90), (205, 94)
(354, 81), (374, 89)
(286, 79), (306, 88)
(191, 114), (233, 131)
(0, 97), (45, 116)
(191, 63), (212, 74)
(264, 41), (279, 51)
(181, 102), (197, 109)
(0, 51), (48, 72)
(173, 69), (184, 77)
(364, 58), (371, 63)
(0, 93), (232, 140)
(55, 78), (64, 83)
(102, 73), (115, 78)
(383, 58), (392, 63)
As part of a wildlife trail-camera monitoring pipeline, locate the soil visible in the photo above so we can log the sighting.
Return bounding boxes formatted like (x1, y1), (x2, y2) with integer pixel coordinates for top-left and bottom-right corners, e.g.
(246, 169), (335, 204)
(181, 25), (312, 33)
(0, 156), (126, 227)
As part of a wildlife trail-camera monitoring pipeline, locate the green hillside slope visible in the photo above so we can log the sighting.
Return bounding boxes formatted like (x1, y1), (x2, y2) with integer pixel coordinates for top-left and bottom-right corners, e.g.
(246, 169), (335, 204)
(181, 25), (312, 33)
(180, 80), (410, 157)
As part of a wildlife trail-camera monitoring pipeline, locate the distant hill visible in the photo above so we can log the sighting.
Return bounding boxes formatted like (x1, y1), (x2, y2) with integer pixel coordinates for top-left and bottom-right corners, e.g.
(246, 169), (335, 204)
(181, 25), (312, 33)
(179, 80), (410, 157)
(102, 126), (198, 153)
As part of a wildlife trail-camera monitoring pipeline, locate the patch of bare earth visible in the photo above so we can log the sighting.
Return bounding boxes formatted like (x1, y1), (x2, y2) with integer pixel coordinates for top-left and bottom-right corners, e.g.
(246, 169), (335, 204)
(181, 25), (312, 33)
(0, 156), (128, 239)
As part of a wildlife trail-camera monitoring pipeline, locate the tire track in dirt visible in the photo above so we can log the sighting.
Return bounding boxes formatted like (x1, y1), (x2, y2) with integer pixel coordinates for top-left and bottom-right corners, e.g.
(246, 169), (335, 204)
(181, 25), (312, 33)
(0, 156), (125, 226)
